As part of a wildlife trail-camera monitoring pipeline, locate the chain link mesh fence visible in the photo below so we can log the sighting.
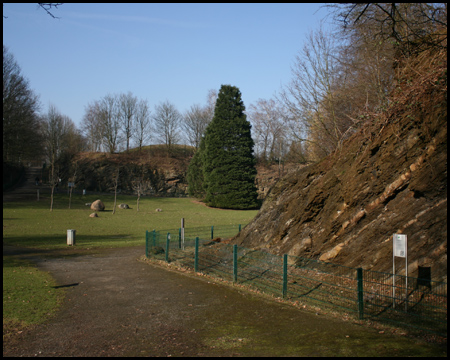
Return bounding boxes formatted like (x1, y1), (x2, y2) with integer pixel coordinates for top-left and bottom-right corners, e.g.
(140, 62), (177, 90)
(145, 226), (447, 337)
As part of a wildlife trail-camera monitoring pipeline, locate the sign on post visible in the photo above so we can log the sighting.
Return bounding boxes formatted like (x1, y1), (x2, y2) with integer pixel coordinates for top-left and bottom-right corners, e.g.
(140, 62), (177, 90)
(393, 234), (407, 257)
(393, 233), (408, 310)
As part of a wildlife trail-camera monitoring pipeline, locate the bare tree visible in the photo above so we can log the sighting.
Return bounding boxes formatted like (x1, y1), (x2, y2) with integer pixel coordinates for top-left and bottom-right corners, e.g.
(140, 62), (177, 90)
(112, 165), (120, 214)
(333, 22), (395, 117)
(133, 99), (151, 151)
(330, 3), (447, 58)
(42, 105), (72, 211)
(183, 104), (211, 149)
(3, 3), (63, 19)
(62, 116), (87, 155)
(118, 92), (138, 152)
(68, 161), (78, 209)
(248, 98), (287, 164)
(132, 175), (151, 212)
(82, 95), (121, 153)
(205, 88), (218, 121)
(81, 100), (105, 152)
(3, 45), (43, 164)
(152, 100), (182, 154)
(328, 4), (446, 114)
(182, 89), (217, 149)
(279, 24), (342, 160)
(37, 3), (63, 18)
(100, 94), (122, 153)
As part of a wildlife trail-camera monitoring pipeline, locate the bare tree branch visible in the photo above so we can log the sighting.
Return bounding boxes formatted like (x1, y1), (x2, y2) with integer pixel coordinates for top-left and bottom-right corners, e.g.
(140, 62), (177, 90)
(38, 3), (63, 19)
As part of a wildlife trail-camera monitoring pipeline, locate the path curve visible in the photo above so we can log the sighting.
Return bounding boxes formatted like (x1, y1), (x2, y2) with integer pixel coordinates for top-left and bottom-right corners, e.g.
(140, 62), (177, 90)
(3, 245), (446, 357)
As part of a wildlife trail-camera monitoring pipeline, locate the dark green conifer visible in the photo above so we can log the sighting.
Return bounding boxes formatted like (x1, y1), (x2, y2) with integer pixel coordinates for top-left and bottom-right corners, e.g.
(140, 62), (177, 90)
(187, 137), (206, 198)
(201, 85), (259, 209)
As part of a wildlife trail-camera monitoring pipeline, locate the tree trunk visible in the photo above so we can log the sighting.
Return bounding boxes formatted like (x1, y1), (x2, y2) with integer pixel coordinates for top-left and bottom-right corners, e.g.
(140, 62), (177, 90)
(50, 154), (55, 211)
(113, 187), (117, 214)
(112, 167), (119, 214)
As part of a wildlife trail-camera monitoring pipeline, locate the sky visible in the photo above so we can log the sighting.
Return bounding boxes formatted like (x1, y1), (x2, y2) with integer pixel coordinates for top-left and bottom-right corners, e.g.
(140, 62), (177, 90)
(3, 3), (328, 129)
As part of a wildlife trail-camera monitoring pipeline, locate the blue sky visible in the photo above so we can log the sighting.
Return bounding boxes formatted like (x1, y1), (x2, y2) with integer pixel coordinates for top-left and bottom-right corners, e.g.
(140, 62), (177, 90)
(3, 3), (328, 129)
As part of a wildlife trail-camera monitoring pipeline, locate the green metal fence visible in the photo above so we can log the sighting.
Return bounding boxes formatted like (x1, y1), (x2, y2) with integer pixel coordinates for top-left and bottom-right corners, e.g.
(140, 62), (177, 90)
(145, 227), (447, 337)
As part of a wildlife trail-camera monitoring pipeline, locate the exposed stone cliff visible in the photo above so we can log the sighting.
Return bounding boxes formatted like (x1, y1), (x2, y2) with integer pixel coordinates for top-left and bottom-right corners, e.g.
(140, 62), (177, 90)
(70, 147), (192, 196)
(233, 49), (447, 282)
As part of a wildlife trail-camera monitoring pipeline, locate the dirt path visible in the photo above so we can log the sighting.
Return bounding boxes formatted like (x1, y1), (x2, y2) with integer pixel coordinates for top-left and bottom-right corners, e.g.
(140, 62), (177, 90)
(3, 245), (447, 357)
(3, 166), (49, 203)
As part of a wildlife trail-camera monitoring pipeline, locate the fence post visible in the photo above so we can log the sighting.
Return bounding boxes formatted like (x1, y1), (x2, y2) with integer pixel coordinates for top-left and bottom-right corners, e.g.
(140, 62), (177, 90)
(181, 218), (185, 250)
(211, 226), (214, 240)
(357, 268), (364, 320)
(283, 254), (288, 298)
(165, 233), (170, 263)
(233, 245), (238, 283)
(145, 230), (149, 258)
(239, 224), (241, 232)
(195, 237), (199, 272)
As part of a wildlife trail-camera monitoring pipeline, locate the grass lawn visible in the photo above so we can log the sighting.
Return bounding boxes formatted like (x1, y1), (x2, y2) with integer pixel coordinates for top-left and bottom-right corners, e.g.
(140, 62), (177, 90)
(3, 193), (258, 249)
(3, 193), (258, 334)
(3, 256), (64, 336)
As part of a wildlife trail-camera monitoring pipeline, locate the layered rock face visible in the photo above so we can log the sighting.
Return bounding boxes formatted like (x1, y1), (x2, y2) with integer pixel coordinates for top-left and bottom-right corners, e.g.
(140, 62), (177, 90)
(234, 51), (447, 281)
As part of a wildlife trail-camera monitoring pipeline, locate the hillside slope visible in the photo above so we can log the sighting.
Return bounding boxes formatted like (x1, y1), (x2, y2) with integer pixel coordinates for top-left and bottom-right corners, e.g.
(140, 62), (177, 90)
(233, 48), (447, 281)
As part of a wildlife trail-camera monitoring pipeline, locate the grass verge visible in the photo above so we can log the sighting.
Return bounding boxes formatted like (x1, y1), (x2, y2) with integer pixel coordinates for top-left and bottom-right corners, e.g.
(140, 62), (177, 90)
(3, 255), (65, 340)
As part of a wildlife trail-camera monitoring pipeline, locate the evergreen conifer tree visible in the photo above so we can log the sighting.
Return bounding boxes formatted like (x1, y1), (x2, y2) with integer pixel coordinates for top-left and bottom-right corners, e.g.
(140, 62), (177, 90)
(187, 136), (206, 198)
(202, 85), (259, 209)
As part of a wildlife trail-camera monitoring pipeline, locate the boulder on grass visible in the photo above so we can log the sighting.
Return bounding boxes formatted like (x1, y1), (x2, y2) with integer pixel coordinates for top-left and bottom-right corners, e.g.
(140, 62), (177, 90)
(119, 203), (129, 209)
(90, 199), (105, 211)
(89, 212), (98, 218)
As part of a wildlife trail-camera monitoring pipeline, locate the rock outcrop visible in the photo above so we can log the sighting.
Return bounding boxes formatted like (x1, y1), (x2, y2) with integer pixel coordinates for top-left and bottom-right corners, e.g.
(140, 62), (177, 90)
(233, 49), (447, 282)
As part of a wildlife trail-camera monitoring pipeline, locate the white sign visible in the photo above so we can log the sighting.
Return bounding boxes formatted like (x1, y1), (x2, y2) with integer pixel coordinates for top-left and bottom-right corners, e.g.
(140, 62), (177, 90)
(393, 233), (408, 311)
(393, 233), (407, 258)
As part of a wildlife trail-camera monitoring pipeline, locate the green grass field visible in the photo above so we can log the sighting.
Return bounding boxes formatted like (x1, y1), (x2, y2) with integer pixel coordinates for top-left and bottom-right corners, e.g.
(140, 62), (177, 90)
(3, 256), (64, 333)
(3, 193), (258, 249)
(3, 193), (258, 336)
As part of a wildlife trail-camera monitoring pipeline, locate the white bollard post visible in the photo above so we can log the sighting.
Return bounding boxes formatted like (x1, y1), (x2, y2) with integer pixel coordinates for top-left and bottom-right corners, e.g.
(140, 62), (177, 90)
(67, 229), (76, 246)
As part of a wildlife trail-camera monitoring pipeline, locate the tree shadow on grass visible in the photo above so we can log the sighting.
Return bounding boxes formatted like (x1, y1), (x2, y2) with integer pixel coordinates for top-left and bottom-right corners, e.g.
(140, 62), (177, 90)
(3, 233), (140, 264)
